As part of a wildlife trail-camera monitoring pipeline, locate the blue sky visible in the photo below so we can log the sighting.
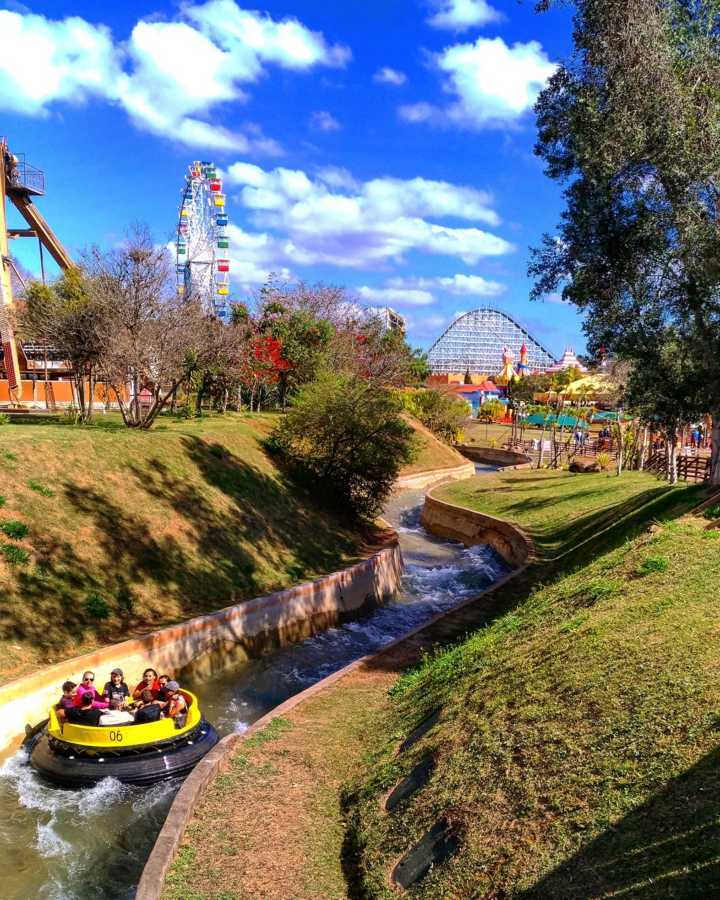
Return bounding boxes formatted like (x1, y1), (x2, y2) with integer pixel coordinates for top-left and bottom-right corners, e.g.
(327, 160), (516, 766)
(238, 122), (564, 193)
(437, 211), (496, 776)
(0, 0), (584, 357)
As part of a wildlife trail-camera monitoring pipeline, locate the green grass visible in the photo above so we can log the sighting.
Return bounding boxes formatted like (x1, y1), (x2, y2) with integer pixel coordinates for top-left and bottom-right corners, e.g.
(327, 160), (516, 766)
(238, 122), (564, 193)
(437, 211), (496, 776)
(27, 479), (55, 497)
(435, 469), (698, 559)
(0, 520), (29, 540)
(345, 472), (720, 898)
(0, 412), (374, 683)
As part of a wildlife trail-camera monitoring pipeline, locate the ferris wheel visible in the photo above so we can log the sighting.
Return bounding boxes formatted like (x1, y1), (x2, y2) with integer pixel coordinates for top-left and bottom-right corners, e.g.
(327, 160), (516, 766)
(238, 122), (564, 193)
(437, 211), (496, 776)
(176, 160), (231, 319)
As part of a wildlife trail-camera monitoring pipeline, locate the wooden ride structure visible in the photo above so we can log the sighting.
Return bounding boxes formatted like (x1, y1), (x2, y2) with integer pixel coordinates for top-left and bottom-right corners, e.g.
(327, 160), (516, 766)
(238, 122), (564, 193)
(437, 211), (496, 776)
(0, 138), (73, 405)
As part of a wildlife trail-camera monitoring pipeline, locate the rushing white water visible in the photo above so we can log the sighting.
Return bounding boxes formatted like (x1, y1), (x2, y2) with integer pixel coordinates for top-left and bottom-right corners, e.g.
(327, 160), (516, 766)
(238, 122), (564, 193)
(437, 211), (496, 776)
(0, 471), (506, 899)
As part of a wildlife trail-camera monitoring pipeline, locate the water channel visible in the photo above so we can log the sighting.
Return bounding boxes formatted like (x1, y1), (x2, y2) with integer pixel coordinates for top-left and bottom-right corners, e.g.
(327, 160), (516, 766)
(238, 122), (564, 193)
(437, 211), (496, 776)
(0, 470), (507, 899)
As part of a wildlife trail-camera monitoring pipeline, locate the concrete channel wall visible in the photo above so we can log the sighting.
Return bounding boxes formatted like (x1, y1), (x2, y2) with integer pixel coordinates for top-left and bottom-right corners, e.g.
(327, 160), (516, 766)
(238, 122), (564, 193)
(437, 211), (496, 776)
(455, 444), (532, 469)
(394, 459), (475, 491)
(137, 478), (535, 900)
(0, 541), (403, 757)
(421, 493), (532, 569)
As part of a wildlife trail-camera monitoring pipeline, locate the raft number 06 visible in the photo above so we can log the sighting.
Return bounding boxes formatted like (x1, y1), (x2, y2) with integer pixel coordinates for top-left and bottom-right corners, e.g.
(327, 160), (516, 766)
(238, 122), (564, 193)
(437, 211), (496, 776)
(109, 730), (123, 742)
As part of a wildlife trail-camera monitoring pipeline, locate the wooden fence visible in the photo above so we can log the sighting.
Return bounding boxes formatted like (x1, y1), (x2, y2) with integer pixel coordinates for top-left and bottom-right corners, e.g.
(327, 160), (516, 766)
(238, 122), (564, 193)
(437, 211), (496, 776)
(645, 452), (711, 483)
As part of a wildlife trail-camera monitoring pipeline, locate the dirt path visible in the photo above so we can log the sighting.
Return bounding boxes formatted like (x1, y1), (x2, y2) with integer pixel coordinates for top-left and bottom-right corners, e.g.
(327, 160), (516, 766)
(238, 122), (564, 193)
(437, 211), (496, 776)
(161, 649), (413, 900)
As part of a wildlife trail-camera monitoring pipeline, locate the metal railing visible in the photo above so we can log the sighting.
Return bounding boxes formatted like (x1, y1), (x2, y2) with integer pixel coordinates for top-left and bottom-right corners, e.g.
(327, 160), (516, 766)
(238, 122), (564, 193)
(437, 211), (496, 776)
(6, 153), (45, 195)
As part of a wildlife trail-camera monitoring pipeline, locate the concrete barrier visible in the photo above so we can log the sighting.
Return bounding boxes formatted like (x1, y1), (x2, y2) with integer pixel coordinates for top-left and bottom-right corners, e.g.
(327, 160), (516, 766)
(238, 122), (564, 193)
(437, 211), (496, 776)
(421, 492), (533, 569)
(394, 460), (475, 491)
(0, 540), (403, 756)
(456, 444), (532, 469)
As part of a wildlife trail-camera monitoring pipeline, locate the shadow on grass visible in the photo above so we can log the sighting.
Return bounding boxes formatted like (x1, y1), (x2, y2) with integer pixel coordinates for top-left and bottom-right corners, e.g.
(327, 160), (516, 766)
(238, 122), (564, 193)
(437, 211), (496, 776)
(2, 436), (360, 655)
(518, 747), (720, 899)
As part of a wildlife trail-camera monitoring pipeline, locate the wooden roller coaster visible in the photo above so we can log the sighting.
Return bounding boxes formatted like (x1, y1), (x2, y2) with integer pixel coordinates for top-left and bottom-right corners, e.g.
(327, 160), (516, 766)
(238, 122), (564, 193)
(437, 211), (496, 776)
(0, 138), (73, 404)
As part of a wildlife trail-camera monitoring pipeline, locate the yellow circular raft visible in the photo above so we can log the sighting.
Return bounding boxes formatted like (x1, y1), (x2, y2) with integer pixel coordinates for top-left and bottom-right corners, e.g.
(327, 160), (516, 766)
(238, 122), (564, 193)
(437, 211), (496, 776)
(31, 691), (220, 787)
(47, 690), (202, 749)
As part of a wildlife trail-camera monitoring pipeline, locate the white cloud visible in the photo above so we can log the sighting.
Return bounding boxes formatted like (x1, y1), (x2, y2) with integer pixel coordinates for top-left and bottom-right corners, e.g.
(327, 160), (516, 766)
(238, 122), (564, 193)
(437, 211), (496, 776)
(374, 66), (407, 86)
(0, 3), (349, 151)
(226, 224), (293, 290)
(309, 110), (341, 132)
(427, 0), (501, 31)
(544, 291), (567, 304)
(0, 10), (119, 114)
(400, 37), (556, 129)
(316, 166), (360, 191)
(357, 286), (435, 307)
(387, 273), (505, 296)
(225, 161), (513, 269)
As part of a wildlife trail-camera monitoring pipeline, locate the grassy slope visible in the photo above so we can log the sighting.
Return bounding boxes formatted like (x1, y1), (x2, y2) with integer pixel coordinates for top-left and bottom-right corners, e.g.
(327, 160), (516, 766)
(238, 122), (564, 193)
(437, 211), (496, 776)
(436, 469), (680, 558)
(348, 473), (720, 898)
(400, 415), (468, 474)
(163, 470), (716, 900)
(0, 413), (372, 684)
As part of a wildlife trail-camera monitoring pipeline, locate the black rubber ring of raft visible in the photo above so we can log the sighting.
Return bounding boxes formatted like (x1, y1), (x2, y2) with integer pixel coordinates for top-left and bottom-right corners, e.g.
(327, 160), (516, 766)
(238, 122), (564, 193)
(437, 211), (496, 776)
(28, 718), (220, 788)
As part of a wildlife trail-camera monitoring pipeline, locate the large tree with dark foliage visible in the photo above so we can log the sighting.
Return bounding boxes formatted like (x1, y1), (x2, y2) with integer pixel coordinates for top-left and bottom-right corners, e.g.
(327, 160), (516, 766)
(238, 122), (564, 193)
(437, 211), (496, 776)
(531, 0), (720, 482)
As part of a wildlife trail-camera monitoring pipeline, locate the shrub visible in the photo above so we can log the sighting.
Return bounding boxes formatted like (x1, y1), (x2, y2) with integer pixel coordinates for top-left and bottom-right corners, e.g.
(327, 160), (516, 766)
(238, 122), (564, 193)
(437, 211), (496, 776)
(703, 503), (720, 520)
(1, 544), (29, 565)
(596, 451), (611, 470)
(478, 399), (506, 423)
(637, 556), (669, 576)
(399, 388), (469, 444)
(0, 496), (5, 508)
(0, 521), (28, 539)
(28, 480), (54, 497)
(84, 593), (110, 619)
(0, 413), (9, 425)
(270, 371), (417, 519)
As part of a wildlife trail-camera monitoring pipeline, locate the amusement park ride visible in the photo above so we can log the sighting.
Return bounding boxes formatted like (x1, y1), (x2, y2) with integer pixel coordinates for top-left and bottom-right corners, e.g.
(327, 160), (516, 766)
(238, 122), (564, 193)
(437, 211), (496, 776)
(176, 161), (231, 320)
(0, 137), (74, 405)
(0, 141), (233, 410)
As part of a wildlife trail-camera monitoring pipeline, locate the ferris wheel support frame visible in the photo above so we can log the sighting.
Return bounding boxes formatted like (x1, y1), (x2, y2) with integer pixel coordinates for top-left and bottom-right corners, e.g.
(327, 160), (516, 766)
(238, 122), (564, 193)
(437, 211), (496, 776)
(176, 160), (230, 320)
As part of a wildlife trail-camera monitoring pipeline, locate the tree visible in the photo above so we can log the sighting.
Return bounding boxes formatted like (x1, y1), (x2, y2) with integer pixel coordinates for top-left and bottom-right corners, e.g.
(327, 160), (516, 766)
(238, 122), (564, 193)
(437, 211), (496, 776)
(531, 0), (720, 482)
(270, 370), (417, 519)
(21, 269), (111, 423)
(403, 388), (470, 442)
(86, 228), (221, 428)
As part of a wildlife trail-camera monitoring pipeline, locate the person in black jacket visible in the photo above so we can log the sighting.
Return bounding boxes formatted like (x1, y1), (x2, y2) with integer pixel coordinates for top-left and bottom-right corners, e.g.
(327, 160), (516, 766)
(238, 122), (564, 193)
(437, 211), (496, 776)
(134, 689), (163, 724)
(66, 692), (103, 726)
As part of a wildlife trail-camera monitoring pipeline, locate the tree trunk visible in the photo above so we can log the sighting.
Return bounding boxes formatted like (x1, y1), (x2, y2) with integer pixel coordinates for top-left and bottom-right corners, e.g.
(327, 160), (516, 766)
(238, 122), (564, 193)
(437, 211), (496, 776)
(87, 371), (95, 423)
(195, 372), (210, 417)
(711, 413), (720, 485)
(637, 425), (648, 471)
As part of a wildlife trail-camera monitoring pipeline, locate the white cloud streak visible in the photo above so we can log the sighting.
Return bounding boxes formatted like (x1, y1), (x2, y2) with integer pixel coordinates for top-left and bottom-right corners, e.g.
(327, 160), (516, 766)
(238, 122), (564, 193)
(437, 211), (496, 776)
(373, 66), (407, 86)
(309, 110), (342, 132)
(357, 286), (435, 307)
(386, 273), (506, 296)
(0, 2), (349, 151)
